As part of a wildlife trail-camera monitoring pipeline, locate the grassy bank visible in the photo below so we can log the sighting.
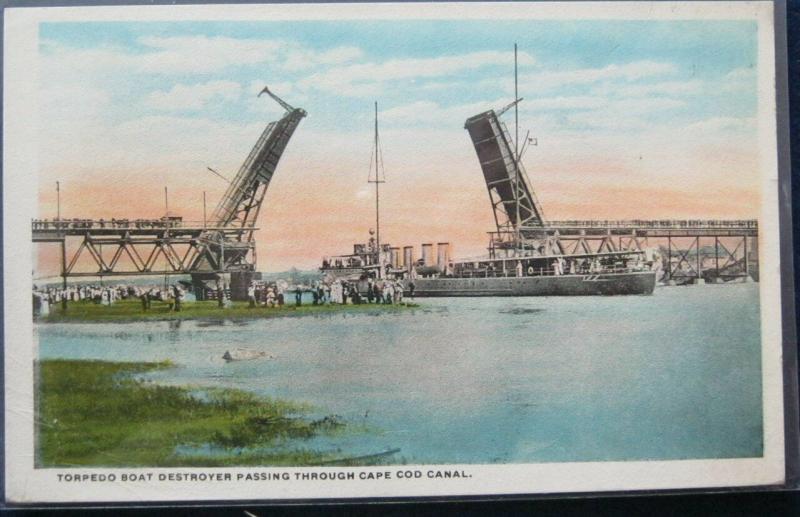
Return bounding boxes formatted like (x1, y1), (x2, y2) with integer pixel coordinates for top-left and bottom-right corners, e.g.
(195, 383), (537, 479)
(40, 298), (417, 323)
(36, 359), (366, 467)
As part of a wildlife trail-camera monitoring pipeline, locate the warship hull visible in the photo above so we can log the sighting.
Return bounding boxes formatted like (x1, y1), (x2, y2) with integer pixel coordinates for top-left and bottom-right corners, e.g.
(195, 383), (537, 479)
(407, 270), (656, 297)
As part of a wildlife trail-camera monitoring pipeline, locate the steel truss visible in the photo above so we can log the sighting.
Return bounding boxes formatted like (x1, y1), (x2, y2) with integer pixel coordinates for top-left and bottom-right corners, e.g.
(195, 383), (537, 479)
(33, 222), (257, 277)
(487, 220), (758, 283)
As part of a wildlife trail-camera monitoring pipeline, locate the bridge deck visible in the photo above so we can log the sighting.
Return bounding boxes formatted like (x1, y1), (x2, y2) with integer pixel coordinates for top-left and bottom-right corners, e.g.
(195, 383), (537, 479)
(541, 219), (758, 237)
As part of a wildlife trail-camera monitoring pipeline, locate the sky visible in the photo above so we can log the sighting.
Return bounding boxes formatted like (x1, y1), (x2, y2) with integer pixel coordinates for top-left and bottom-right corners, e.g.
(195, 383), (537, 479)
(35, 18), (759, 274)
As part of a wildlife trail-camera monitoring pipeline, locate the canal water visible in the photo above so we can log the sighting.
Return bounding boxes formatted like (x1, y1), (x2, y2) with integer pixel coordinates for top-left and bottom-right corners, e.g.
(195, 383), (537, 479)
(36, 283), (763, 464)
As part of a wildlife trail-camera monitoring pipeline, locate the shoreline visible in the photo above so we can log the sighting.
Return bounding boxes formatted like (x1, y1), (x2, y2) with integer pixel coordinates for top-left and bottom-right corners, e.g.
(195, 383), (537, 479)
(36, 358), (388, 467)
(37, 299), (419, 324)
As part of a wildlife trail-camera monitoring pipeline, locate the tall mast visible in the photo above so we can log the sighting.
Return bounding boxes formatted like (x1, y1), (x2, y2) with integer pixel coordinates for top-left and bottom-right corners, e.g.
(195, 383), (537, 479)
(375, 101), (380, 254)
(369, 101), (385, 264)
(514, 43), (521, 252)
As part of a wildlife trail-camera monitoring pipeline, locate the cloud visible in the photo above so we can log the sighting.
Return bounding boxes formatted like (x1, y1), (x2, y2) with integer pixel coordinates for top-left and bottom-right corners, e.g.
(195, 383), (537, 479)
(594, 80), (703, 97)
(41, 36), (364, 76)
(299, 50), (535, 97)
(565, 97), (686, 130)
(136, 36), (285, 74)
(40, 82), (111, 123)
(145, 80), (242, 111)
(380, 98), (511, 127)
(282, 46), (363, 72)
(380, 93), (686, 133)
(380, 96), (609, 130)
(685, 116), (756, 133)
(517, 60), (677, 92)
(720, 66), (756, 92)
(523, 96), (608, 110)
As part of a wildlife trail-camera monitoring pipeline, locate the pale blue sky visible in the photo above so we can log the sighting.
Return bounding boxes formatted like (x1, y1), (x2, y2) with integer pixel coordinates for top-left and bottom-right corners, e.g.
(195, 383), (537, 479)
(40, 19), (757, 132)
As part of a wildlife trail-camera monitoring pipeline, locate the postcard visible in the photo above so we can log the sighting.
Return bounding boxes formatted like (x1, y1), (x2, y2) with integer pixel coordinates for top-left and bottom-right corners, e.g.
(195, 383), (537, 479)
(3, 0), (795, 505)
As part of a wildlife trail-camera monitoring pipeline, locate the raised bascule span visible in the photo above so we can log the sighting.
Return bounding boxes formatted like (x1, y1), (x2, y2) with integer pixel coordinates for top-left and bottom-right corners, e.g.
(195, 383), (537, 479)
(190, 86), (307, 296)
(31, 86), (306, 299)
(464, 105), (546, 233)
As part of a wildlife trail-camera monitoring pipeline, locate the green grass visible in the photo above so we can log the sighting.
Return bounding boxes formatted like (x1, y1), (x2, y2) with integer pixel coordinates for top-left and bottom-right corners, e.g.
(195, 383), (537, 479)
(36, 359), (366, 467)
(40, 298), (417, 323)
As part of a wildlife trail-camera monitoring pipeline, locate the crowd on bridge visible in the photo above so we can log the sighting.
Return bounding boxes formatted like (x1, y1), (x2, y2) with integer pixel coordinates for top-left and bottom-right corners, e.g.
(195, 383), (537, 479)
(32, 217), (187, 231)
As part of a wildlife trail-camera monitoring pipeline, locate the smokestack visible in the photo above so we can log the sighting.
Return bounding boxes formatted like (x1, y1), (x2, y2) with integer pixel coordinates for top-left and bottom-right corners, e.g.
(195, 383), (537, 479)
(403, 246), (414, 272)
(437, 242), (451, 271)
(421, 243), (434, 266)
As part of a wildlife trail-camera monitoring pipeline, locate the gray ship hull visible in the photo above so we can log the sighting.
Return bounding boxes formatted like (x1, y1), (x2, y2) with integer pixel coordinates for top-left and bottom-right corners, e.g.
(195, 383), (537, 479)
(407, 271), (656, 297)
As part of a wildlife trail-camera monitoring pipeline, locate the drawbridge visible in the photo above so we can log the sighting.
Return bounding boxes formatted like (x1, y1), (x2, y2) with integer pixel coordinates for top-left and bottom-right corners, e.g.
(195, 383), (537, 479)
(32, 86), (306, 299)
(464, 102), (759, 283)
(190, 86), (306, 296)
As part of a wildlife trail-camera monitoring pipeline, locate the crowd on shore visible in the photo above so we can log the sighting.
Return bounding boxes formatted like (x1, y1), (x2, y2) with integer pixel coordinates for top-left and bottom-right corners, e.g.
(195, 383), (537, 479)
(247, 278), (410, 308)
(33, 276), (413, 317)
(32, 283), (189, 316)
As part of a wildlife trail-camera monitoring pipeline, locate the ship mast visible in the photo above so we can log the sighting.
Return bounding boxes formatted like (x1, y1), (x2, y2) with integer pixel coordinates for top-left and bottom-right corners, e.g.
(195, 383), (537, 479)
(369, 101), (386, 272)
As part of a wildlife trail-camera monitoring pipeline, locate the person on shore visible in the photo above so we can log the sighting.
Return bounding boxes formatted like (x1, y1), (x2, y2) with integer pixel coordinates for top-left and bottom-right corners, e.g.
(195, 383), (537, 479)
(321, 282), (330, 304)
(216, 283), (225, 309)
(373, 282), (382, 304)
(276, 282), (285, 306)
(351, 285), (362, 304)
(408, 280), (415, 299)
(382, 281), (394, 304)
(247, 283), (256, 309)
(330, 281), (340, 304)
(172, 285), (183, 312)
(265, 286), (276, 308)
(140, 290), (149, 312)
(312, 282), (320, 306)
(38, 292), (49, 317)
(295, 288), (303, 307)
(366, 280), (375, 304)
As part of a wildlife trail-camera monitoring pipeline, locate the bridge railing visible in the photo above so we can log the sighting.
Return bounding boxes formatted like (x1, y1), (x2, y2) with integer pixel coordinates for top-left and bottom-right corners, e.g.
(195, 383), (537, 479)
(31, 218), (258, 231)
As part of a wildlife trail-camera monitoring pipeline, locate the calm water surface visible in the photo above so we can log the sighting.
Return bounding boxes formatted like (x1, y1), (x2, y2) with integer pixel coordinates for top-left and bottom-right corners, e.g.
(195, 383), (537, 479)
(36, 283), (763, 464)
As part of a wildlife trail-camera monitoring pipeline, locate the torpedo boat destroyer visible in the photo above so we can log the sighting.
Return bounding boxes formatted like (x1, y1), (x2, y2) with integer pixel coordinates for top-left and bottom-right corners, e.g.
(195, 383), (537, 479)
(321, 47), (657, 296)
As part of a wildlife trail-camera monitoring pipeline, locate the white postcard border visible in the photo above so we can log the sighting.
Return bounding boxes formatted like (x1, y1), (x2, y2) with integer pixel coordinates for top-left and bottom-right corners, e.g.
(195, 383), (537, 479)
(3, 1), (788, 504)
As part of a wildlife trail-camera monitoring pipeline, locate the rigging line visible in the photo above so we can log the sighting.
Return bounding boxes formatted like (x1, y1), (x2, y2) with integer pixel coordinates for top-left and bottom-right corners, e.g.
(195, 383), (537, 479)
(377, 138), (387, 182)
(366, 140), (376, 182)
